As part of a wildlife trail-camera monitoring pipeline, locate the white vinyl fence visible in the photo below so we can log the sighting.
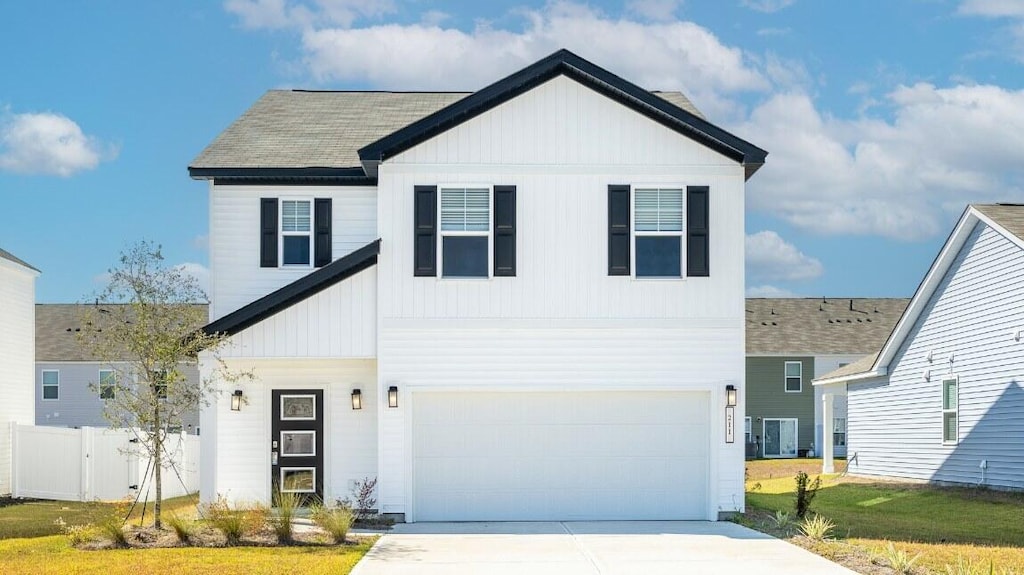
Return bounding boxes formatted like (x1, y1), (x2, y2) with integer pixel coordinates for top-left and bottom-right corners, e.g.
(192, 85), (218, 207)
(11, 424), (199, 502)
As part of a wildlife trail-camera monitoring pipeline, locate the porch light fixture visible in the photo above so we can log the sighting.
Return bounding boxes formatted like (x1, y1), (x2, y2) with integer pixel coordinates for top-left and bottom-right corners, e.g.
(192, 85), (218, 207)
(726, 385), (737, 407)
(388, 386), (399, 408)
(230, 389), (244, 411)
(351, 389), (362, 410)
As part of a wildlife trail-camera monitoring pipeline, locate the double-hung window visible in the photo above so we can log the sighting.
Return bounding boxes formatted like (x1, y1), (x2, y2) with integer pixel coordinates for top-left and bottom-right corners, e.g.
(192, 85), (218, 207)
(634, 188), (683, 277)
(440, 187), (490, 278)
(784, 361), (802, 392)
(99, 369), (116, 400)
(42, 370), (59, 400)
(281, 199), (312, 266)
(833, 417), (846, 447)
(942, 377), (958, 444)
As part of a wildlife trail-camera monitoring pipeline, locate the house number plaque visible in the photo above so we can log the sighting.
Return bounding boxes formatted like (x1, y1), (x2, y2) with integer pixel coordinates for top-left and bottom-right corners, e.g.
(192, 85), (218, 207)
(725, 406), (735, 443)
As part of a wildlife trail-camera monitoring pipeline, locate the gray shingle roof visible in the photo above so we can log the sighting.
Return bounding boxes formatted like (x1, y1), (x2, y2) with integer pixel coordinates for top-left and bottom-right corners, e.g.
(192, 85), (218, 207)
(815, 351), (880, 382)
(974, 204), (1024, 242)
(0, 247), (38, 272)
(36, 304), (208, 362)
(746, 298), (909, 354)
(190, 89), (703, 172)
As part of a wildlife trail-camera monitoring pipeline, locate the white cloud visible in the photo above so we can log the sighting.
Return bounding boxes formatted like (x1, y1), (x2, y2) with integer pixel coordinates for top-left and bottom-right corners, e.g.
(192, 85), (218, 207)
(297, 2), (769, 118)
(626, 0), (684, 22)
(746, 284), (799, 297)
(224, 0), (395, 29)
(745, 231), (823, 282)
(738, 83), (1024, 240)
(741, 0), (796, 13)
(756, 27), (791, 36)
(174, 262), (210, 295)
(958, 0), (1024, 17)
(0, 111), (115, 177)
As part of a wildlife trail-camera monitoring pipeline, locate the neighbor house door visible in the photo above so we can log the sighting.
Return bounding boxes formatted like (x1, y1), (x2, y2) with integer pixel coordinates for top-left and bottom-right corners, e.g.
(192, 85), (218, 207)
(271, 390), (324, 504)
(763, 418), (798, 458)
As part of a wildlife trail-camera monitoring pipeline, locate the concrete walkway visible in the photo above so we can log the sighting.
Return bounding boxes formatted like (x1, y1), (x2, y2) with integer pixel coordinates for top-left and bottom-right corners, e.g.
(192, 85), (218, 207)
(350, 521), (858, 575)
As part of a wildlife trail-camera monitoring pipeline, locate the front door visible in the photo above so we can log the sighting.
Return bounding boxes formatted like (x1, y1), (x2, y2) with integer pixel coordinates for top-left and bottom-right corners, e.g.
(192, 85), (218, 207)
(763, 418), (798, 458)
(271, 390), (324, 504)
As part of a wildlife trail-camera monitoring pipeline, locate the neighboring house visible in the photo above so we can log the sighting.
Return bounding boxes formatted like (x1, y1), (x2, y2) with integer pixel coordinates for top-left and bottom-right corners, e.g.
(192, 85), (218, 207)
(815, 204), (1024, 487)
(745, 298), (908, 459)
(0, 248), (39, 495)
(35, 304), (202, 434)
(190, 49), (768, 521)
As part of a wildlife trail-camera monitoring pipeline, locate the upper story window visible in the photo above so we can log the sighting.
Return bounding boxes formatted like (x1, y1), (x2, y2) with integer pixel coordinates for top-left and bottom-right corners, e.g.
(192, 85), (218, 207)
(42, 370), (59, 400)
(99, 369), (116, 400)
(634, 188), (683, 278)
(942, 377), (958, 444)
(152, 370), (168, 400)
(784, 361), (802, 392)
(281, 199), (312, 266)
(440, 187), (490, 278)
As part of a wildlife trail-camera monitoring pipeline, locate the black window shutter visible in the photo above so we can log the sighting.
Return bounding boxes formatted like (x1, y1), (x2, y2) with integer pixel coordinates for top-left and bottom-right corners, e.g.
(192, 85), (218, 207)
(608, 185), (630, 276)
(260, 198), (278, 268)
(414, 185), (437, 277)
(687, 186), (709, 277)
(314, 198), (332, 267)
(493, 185), (516, 276)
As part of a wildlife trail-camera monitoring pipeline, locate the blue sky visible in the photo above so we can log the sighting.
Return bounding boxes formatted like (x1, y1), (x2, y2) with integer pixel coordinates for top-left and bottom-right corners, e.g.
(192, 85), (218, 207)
(3, 0), (1023, 302)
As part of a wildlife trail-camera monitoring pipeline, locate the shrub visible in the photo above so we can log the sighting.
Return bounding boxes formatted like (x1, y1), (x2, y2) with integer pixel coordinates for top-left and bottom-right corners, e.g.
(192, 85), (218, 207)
(342, 477), (378, 523)
(165, 513), (197, 544)
(798, 514), (835, 541)
(270, 490), (302, 544)
(56, 517), (98, 546)
(202, 496), (258, 545)
(793, 471), (822, 519)
(310, 503), (354, 544)
(770, 510), (792, 530)
(883, 542), (922, 574)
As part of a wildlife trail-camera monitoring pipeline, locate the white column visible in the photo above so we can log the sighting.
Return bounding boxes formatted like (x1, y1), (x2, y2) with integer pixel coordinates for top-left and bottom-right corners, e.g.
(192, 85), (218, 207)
(822, 393), (835, 474)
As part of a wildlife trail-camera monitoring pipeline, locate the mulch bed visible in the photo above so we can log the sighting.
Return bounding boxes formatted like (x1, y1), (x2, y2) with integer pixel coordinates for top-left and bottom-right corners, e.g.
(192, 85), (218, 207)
(78, 524), (371, 550)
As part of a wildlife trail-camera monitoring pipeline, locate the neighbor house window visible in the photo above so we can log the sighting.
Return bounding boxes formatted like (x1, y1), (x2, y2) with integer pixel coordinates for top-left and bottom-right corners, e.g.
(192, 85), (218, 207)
(833, 417), (846, 447)
(152, 371), (168, 400)
(784, 361), (802, 392)
(744, 416), (752, 444)
(942, 377), (958, 444)
(634, 188), (683, 277)
(99, 369), (115, 400)
(440, 187), (490, 277)
(281, 199), (312, 266)
(42, 370), (59, 400)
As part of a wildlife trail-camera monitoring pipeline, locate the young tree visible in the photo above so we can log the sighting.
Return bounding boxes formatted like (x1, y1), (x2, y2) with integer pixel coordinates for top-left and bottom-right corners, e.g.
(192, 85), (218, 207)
(79, 241), (244, 528)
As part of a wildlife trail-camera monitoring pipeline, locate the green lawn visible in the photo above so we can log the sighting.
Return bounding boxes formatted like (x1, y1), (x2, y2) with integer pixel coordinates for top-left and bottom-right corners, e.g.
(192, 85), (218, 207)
(0, 495), (199, 539)
(746, 459), (1024, 573)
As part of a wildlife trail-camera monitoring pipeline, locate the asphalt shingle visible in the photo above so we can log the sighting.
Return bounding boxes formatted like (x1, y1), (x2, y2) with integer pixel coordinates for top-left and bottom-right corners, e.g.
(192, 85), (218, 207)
(746, 298), (909, 355)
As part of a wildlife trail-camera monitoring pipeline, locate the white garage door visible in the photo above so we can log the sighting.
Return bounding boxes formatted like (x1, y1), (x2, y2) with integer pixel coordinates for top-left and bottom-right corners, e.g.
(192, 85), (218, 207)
(412, 391), (709, 521)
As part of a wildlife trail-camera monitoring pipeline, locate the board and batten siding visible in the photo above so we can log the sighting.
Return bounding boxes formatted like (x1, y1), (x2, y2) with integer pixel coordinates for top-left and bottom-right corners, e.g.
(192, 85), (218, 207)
(745, 357), (815, 452)
(0, 259), (36, 495)
(376, 74), (747, 519)
(35, 362), (200, 433)
(847, 222), (1024, 488)
(198, 358), (377, 505)
(219, 267), (376, 359)
(207, 185), (377, 320)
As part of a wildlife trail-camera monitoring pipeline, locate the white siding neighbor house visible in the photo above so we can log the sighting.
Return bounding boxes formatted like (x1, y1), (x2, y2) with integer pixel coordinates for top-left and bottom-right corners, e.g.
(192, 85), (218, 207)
(0, 248), (39, 495)
(815, 205), (1024, 486)
(190, 50), (768, 521)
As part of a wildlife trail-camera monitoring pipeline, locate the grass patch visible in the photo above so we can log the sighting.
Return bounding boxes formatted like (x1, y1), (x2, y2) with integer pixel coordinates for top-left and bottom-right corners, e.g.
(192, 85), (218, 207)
(0, 495), (199, 540)
(745, 459), (1024, 573)
(0, 535), (375, 575)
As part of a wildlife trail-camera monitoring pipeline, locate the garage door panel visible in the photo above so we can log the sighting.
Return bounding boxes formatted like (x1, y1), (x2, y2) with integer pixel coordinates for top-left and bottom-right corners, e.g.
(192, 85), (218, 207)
(412, 391), (709, 521)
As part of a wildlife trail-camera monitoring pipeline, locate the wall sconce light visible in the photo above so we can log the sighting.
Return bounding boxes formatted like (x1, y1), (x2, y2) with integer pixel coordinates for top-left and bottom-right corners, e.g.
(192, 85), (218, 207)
(726, 384), (737, 407)
(351, 389), (362, 410)
(230, 389), (243, 411)
(388, 386), (399, 408)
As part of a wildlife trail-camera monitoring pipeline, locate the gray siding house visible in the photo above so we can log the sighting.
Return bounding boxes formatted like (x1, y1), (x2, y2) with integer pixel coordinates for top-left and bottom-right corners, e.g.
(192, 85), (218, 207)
(746, 298), (908, 458)
(816, 205), (1024, 487)
(36, 304), (202, 434)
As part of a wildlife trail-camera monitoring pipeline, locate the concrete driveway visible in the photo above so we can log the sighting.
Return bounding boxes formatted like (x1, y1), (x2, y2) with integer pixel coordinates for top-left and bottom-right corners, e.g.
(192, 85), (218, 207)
(351, 521), (857, 575)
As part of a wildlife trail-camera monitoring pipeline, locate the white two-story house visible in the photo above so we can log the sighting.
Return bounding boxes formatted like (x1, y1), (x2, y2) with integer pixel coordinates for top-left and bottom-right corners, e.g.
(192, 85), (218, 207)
(0, 248), (38, 496)
(190, 50), (767, 522)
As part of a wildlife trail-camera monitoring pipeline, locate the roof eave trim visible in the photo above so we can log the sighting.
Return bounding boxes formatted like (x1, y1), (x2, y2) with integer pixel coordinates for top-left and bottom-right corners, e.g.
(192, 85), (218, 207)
(0, 254), (40, 275)
(202, 239), (381, 338)
(188, 167), (372, 181)
(812, 368), (888, 386)
(357, 49), (767, 179)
